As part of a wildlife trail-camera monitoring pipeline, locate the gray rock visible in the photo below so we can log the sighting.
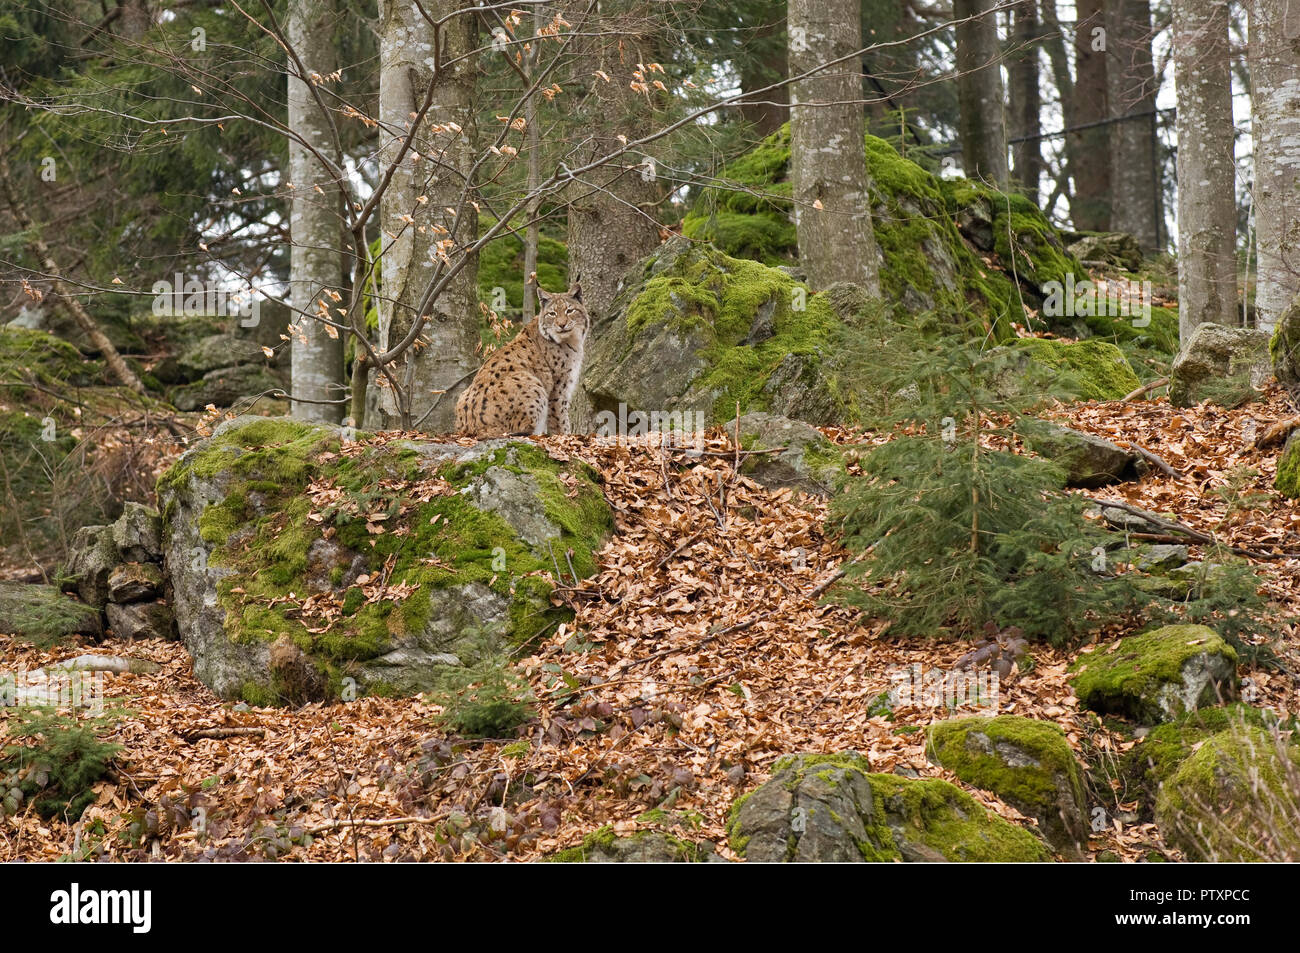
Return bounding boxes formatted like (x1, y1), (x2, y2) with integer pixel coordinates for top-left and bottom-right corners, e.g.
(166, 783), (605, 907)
(1066, 232), (1144, 271)
(0, 582), (101, 643)
(723, 412), (844, 496)
(158, 417), (611, 702)
(727, 752), (1049, 862)
(105, 601), (176, 641)
(1135, 544), (1189, 571)
(107, 562), (164, 603)
(178, 334), (269, 380)
(1169, 324), (1271, 408)
(111, 502), (163, 562)
(64, 524), (119, 608)
(171, 364), (285, 411)
(550, 829), (719, 863)
(1019, 420), (1146, 487)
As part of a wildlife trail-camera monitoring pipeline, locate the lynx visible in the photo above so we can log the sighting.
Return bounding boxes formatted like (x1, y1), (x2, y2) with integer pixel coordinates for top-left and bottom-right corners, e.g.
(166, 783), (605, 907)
(455, 282), (589, 437)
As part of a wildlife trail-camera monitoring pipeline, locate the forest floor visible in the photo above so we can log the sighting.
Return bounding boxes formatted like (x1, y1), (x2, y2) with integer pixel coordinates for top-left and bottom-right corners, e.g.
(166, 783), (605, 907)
(2, 386), (1299, 862)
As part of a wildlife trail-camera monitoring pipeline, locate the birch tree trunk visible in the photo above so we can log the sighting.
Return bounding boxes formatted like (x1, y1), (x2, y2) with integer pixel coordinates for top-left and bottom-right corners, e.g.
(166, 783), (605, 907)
(1173, 0), (1237, 344)
(1070, 0), (1112, 230)
(1106, 0), (1165, 253)
(372, 0), (480, 432)
(953, 0), (1010, 188)
(1248, 0), (1300, 332)
(287, 0), (345, 423)
(788, 0), (882, 292)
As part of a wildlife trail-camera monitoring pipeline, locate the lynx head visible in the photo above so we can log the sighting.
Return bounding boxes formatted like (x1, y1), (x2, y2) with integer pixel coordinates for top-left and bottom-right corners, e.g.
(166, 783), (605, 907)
(537, 282), (588, 345)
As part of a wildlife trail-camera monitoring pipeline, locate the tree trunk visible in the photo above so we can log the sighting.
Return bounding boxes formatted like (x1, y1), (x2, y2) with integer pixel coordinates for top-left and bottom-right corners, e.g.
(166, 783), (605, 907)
(954, 0), (1010, 188)
(1248, 0), (1300, 332)
(287, 0), (345, 423)
(1173, 0), (1237, 344)
(1106, 0), (1165, 253)
(1070, 0), (1112, 230)
(564, 8), (663, 321)
(1010, 0), (1043, 203)
(373, 0), (480, 432)
(788, 0), (882, 292)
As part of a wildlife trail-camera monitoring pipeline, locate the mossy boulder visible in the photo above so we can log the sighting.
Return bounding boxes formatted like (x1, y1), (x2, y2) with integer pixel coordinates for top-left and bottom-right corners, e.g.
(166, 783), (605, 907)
(1269, 292), (1300, 402)
(726, 752), (1049, 862)
(0, 582), (101, 645)
(1169, 324), (1271, 408)
(1017, 419), (1145, 487)
(998, 338), (1141, 403)
(1121, 704), (1280, 816)
(582, 238), (859, 427)
(1276, 431), (1300, 500)
(1066, 232), (1144, 272)
(926, 715), (1087, 855)
(1154, 725), (1300, 860)
(177, 334), (270, 381)
(547, 826), (717, 863)
(1069, 625), (1239, 724)
(171, 364), (285, 412)
(682, 125), (1068, 335)
(724, 412), (845, 496)
(156, 416), (613, 704)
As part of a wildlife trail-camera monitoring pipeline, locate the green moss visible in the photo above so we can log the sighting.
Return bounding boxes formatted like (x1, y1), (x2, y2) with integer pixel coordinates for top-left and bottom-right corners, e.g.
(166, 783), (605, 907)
(1276, 437), (1300, 499)
(1155, 725), (1300, 860)
(730, 752), (1048, 862)
(156, 420), (612, 703)
(1007, 337), (1141, 402)
(547, 825), (707, 863)
(927, 715), (1084, 817)
(1122, 703), (1278, 812)
(681, 125), (1054, 339)
(1069, 624), (1239, 722)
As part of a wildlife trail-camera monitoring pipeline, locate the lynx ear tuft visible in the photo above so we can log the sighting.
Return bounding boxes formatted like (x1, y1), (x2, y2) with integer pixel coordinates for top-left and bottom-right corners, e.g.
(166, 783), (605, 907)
(568, 281), (582, 302)
(537, 286), (552, 303)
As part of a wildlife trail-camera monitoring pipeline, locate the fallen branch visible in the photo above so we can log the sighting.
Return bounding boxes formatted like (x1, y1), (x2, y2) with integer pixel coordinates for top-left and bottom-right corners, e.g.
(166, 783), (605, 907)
(1119, 441), (1183, 479)
(181, 727), (266, 742)
(1254, 416), (1300, 450)
(1082, 496), (1300, 560)
(1122, 377), (1169, 402)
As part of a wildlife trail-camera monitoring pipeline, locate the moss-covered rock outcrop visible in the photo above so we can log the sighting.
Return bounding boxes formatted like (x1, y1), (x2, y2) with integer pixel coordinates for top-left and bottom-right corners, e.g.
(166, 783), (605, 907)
(726, 752), (1049, 862)
(1269, 292), (1300, 403)
(927, 715), (1087, 855)
(1154, 725), (1300, 861)
(682, 126), (1071, 334)
(156, 416), (612, 704)
(582, 238), (862, 426)
(547, 826), (717, 863)
(1069, 625), (1239, 724)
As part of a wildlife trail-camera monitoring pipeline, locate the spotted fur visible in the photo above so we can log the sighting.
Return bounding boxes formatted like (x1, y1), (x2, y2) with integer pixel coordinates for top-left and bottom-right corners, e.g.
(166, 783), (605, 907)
(455, 283), (589, 437)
